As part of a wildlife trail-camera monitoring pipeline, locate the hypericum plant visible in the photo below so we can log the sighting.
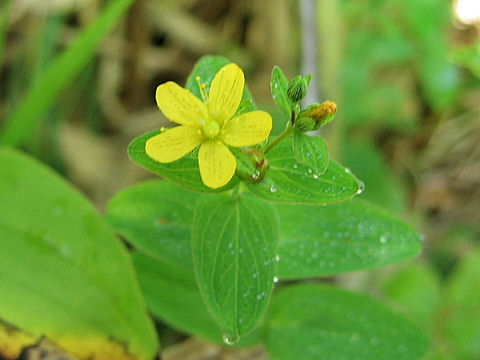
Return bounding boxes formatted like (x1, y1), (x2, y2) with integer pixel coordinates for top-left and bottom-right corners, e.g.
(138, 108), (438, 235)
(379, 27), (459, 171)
(114, 56), (428, 357)
(0, 56), (429, 360)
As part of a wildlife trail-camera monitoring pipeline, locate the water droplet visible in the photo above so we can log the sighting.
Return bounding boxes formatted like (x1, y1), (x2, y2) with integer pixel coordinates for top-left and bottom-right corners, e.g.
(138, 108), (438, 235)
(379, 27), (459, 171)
(223, 333), (240, 345)
(273, 276), (279, 283)
(345, 167), (352, 174)
(256, 292), (265, 300)
(274, 84), (279, 89)
(275, 254), (280, 262)
(270, 185), (278, 193)
(356, 181), (365, 195)
(307, 168), (313, 174)
(252, 272), (259, 278)
(160, 127), (165, 132)
(313, 174), (319, 179)
(380, 235), (387, 244)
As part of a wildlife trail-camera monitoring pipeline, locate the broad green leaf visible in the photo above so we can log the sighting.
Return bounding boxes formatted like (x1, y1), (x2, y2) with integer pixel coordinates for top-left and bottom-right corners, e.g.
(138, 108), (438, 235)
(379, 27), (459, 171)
(0, 148), (158, 360)
(245, 139), (363, 204)
(440, 250), (480, 360)
(128, 130), (238, 193)
(132, 252), (260, 347)
(106, 180), (198, 268)
(106, 182), (420, 281)
(270, 66), (292, 118)
(0, 0), (134, 147)
(264, 284), (429, 360)
(184, 55), (256, 113)
(276, 199), (422, 279)
(192, 192), (279, 341)
(292, 131), (329, 175)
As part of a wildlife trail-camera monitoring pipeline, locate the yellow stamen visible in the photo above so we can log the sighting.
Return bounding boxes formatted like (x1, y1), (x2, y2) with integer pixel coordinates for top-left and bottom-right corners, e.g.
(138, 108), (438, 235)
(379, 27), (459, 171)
(195, 76), (209, 103)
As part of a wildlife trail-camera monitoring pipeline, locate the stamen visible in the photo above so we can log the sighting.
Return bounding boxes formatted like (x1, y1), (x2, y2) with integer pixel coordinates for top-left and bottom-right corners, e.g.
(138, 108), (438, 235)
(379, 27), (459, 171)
(195, 75), (209, 103)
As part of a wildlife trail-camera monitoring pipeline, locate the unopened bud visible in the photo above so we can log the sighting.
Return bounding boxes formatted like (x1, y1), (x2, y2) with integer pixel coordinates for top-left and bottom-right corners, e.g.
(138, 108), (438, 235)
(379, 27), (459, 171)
(235, 148), (269, 183)
(294, 116), (316, 132)
(300, 101), (337, 129)
(287, 75), (311, 103)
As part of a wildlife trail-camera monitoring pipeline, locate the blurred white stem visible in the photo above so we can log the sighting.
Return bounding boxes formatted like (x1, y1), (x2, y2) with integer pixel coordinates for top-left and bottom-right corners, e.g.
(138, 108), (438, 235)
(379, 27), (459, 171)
(299, 0), (319, 104)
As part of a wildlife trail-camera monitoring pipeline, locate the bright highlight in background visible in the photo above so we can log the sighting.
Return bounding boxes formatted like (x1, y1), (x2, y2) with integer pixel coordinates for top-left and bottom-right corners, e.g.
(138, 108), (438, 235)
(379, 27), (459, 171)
(454, 0), (480, 25)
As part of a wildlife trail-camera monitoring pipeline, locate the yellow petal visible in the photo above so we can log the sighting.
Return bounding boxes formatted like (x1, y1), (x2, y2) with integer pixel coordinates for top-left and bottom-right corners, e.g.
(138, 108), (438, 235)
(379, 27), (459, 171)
(145, 126), (203, 163)
(156, 82), (208, 126)
(198, 140), (236, 189)
(220, 111), (273, 147)
(207, 63), (245, 126)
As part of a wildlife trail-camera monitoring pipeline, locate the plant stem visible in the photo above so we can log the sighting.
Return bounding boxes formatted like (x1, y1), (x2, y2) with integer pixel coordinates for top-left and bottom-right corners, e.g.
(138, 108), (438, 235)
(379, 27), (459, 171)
(263, 121), (293, 154)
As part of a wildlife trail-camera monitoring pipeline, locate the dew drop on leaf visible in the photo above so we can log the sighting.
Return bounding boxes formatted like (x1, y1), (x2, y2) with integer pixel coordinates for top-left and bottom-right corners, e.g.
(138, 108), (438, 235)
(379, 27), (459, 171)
(223, 333), (240, 345)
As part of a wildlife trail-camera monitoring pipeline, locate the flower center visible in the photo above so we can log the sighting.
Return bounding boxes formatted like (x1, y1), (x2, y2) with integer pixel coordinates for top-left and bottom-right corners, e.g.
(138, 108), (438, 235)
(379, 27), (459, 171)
(202, 120), (220, 139)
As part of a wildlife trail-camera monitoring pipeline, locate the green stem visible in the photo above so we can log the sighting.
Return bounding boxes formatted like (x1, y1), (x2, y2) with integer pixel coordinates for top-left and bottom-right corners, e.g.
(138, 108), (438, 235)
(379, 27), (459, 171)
(263, 121), (293, 154)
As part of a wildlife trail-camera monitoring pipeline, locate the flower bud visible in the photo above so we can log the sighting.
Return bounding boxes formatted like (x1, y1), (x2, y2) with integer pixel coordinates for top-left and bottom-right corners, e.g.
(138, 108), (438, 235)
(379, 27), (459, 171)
(287, 75), (311, 103)
(299, 100), (337, 129)
(235, 148), (269, 183)
(294, 116), (316, 132)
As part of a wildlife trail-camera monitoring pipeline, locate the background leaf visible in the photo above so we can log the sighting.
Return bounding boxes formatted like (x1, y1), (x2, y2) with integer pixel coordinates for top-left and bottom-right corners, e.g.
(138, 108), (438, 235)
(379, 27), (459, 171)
(439, 250), (480, 359)
(264, 283), (430, 360)
(293, 131), (329, 175)
(0, 148), (158, 360)
(245, 139), (363, 204)
(0, 0), (134, 147)
(276, 199), (422, 279)
(128, 130), (238, 193)
(192, 192), (279, 341)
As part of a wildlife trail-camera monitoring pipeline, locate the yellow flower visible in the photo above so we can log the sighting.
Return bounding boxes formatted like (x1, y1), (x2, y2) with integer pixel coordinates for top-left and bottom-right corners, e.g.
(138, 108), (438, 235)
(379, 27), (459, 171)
(145, 63), (273, 189)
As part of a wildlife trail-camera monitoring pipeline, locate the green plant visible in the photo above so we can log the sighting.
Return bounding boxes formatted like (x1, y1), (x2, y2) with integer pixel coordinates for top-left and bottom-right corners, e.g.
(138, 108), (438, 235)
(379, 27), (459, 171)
(0, 56), (428, 359)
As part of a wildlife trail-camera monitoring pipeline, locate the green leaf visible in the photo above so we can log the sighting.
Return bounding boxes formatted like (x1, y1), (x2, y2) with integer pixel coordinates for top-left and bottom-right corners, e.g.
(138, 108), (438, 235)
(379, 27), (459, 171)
(270, 66), (292, 118)
(0, 0), (134, 147)
(128, 130), (238, 193)
(343, 139), (407, 213)
(184, 55), (256, 112)
(264, 284), (430, 360)
(132, 251), (260, 347)
(382, 262), (441, 327)
(276, 199), (422, 279)
(0, 148), (158, 360)
(440, 250), (480, 359)
(192, 192), (279, 341)
(292, 131), (329, 175)
(245, 139), (363, 204)
(106, 180), (198, 268)
(106, 181), (420, 281)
